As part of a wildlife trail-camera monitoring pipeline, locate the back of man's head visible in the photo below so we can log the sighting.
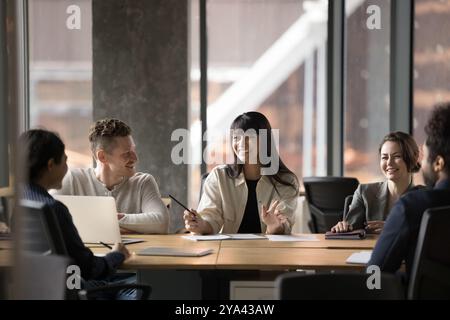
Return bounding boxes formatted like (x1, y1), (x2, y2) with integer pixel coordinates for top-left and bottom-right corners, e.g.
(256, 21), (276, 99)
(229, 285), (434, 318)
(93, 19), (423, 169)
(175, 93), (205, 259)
(89, 119), (131, 159)
(425, 102), (450, 175)
(19, 129), (65, 183)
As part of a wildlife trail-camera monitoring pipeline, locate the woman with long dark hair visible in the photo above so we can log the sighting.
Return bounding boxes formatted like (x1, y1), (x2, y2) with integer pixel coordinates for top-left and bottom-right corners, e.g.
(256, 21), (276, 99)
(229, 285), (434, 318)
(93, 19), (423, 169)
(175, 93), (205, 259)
(184, 112), (299, 235)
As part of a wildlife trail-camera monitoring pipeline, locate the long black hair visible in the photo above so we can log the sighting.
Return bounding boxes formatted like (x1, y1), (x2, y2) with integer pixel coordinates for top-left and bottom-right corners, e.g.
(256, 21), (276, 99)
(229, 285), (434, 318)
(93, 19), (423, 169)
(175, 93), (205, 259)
(225, 112), (299, 193)
(19, 129), (65, 183)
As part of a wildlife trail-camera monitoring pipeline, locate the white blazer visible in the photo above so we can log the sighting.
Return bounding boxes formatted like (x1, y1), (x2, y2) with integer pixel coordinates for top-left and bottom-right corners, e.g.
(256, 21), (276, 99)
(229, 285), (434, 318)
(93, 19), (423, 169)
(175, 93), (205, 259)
(197, 165), (299, 234)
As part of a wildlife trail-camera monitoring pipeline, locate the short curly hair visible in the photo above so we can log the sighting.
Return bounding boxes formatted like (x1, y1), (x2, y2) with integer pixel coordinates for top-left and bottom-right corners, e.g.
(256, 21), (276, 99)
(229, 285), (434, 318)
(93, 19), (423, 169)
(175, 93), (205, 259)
(425, 103), (450, 174)
(89, 119), (131, 158)
(378, 131), (421, 173)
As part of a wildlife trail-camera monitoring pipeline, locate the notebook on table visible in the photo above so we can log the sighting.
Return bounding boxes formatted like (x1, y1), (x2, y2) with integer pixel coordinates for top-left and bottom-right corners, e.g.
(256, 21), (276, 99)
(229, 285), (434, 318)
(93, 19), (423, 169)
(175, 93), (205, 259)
(137, 247), (214, 257)
(325, 229), (366, 240)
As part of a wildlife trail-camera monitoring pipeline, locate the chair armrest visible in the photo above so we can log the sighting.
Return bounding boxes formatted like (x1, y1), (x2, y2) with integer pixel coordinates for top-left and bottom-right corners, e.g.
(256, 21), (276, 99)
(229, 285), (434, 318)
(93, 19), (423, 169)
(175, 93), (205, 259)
(78, 283), (152, 300)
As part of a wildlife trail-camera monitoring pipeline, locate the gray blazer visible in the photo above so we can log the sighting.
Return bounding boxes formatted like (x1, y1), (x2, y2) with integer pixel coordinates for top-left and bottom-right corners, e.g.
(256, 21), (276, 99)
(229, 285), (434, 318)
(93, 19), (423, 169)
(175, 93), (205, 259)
(345, 181), (421, 230)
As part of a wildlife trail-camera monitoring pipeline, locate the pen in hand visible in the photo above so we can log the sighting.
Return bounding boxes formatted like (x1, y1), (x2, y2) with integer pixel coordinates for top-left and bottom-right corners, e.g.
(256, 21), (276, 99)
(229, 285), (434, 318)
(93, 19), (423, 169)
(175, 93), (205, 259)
(169, 194), (197, 218)
(99, 241), (112, 249)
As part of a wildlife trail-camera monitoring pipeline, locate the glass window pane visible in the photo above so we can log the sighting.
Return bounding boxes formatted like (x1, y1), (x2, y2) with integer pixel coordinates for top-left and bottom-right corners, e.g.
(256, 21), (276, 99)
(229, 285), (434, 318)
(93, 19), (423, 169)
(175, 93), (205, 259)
(413, 0), (450, 185)
(189, 0), (202, 207)
(204, 0), (329, 185)
(344, 0), (391, 182)
(413, 1), (450, 145)
(28, 0), (92, 168)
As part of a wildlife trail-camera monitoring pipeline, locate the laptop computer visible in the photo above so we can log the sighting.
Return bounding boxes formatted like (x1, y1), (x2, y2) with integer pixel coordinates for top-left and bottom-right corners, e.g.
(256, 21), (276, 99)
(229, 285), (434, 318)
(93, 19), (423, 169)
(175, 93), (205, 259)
(53, 195), (144, 245)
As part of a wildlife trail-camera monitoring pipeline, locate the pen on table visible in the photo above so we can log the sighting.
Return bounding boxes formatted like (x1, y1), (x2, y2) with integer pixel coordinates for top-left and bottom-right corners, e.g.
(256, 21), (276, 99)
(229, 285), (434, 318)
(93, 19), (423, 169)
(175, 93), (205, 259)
(169, 194), (197, 218)
(99, 241), (112, 249)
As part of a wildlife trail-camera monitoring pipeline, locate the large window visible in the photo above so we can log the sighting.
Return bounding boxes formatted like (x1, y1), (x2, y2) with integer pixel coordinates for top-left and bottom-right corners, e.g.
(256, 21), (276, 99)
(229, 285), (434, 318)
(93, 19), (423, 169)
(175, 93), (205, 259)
(189, 0), (202, 207)
(413, 0), (450, 145)
(28, 0), (92, 168)
(413, 0), (450, 185)
(189, 0), (329, 205)
(24, 0), (447, 207)
(344, 0), (391, 183)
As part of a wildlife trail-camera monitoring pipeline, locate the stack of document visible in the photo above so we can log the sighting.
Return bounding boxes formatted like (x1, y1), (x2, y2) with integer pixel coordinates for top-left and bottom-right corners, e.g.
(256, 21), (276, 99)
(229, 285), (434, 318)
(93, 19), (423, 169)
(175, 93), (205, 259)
(346, 251), (372, 264)
(182, 234), (267, 241)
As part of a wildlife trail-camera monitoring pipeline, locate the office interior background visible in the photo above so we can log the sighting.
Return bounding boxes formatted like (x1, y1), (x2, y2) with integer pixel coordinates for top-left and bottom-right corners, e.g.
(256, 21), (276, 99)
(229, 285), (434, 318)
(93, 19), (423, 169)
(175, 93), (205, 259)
(1, 0), (450, 300)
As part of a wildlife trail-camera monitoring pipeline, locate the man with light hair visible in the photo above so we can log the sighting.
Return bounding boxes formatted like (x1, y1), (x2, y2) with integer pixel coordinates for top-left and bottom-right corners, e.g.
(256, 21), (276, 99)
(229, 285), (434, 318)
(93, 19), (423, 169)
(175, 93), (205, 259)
(55, 118), (169, 234)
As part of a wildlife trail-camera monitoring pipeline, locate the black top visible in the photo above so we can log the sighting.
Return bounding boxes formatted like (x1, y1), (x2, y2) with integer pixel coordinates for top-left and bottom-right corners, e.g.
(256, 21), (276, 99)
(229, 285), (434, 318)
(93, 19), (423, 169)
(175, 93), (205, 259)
(238, 179), (262, 233)
(22, 183), (125, 280)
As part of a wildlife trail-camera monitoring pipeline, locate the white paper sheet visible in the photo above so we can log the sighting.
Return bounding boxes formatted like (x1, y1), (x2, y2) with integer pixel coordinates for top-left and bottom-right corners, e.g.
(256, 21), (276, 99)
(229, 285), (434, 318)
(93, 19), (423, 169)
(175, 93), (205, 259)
(226, 234), (267, 240)
(182, 234), (267, 241)
(265, 235), (319, 242)
(346, 251), (372, 264)
(182, 234), (231, 241)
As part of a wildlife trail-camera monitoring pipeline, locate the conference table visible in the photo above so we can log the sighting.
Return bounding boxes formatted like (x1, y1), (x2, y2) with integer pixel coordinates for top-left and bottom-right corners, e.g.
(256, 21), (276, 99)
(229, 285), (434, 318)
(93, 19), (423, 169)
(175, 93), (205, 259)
(0, 238), (12, 269)
(88, 233), (377, 271)
(0, 234), (378, 299)
(1, 234), (377, 270)
(91, 234), (377, 299)
(0, 250), (10, 269)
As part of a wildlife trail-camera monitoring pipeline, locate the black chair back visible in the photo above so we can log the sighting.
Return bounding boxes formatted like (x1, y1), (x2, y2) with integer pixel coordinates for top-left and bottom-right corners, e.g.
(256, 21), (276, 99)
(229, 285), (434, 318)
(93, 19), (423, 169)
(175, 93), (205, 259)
(78, 284), (152, 300)
(20, 199), (68, 255)
(408, 206), (450, 300)
(0, 197), (7, 223)
(276, 272), (404, 300)
(303, 177), (359, 233)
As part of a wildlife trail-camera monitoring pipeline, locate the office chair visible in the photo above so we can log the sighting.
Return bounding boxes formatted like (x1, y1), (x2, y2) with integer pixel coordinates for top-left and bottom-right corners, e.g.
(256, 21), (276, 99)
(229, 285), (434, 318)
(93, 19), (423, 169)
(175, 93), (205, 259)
(303, 177), (359, 233)
(0, 197), (7, 223)
(20, 199), (68, 255)
(15, 253), (69, 300)
(408, 206), (450, 300)
(275, 272), (404, 300)
(0, 197), (11, 238)
(78, 283), (152, 300)
(19, 200), (151, 300)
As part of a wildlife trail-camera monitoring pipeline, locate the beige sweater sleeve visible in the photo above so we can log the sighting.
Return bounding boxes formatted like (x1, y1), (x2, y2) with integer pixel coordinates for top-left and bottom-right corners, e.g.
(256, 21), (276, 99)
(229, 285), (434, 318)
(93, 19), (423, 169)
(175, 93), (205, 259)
(197, 170), (224, 234)
(118, 175), (170, 234)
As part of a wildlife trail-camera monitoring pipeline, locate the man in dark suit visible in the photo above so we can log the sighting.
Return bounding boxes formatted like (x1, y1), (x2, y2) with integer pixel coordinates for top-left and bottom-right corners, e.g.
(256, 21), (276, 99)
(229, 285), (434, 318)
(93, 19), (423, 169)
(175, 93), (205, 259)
(369, 103), (450, 281)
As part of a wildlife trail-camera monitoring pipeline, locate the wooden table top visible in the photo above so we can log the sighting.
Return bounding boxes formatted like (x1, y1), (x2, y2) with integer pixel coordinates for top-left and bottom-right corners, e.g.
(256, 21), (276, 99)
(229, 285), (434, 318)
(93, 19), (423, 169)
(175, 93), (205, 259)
(88, 234), (374, 271)
(0, 248), (12, 269)
(89, 234), (221, 270)
(216, 247), (369, 271)
(2, 234), (376, 270)
(219, 234), (377, 249)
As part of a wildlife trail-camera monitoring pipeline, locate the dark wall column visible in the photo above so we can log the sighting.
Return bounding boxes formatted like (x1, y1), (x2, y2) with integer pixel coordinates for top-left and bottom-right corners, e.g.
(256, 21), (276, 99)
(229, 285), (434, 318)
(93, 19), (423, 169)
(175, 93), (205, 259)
(93, 0), (189, 232)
